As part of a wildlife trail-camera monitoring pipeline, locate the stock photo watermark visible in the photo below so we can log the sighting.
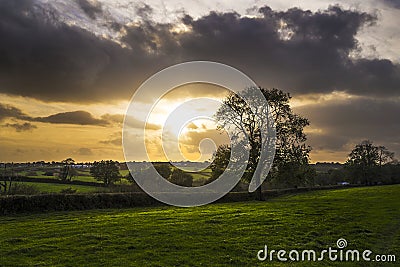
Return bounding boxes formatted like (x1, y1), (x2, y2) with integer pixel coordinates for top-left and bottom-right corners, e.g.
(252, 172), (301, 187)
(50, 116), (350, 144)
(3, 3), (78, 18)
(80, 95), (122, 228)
(122, 61), (276, 207)
(257, 238), (396, 263)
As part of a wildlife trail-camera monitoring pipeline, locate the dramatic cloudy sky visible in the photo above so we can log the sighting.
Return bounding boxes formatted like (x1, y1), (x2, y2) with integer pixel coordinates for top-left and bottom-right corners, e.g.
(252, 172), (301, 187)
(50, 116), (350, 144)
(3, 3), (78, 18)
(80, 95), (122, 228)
(0, 0), (399, 162)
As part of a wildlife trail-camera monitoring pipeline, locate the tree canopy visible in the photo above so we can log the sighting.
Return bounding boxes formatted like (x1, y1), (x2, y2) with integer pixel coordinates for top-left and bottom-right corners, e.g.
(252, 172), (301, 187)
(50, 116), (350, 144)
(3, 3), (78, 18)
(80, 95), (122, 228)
(90, 160), (120, 186)
(59, 158), (77, 182)
(346, 140), (395, 185)
(212, 87), (313, 198)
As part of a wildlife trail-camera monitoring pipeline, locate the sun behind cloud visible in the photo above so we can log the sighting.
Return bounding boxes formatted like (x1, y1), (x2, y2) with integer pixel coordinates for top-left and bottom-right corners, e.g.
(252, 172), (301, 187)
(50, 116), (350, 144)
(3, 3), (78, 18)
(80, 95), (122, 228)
(143, 83), (230, 162)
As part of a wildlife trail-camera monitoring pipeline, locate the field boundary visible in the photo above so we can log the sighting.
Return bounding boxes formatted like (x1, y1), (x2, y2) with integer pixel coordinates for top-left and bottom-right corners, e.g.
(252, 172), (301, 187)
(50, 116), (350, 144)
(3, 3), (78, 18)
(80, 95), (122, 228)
(0, 184), (363, 215)
(0, 176), (102, 187)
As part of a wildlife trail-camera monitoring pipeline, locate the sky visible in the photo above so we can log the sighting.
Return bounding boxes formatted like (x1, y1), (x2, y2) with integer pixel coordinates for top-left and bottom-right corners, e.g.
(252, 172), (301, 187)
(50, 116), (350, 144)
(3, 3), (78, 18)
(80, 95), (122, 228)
(0, 0), (399, 163)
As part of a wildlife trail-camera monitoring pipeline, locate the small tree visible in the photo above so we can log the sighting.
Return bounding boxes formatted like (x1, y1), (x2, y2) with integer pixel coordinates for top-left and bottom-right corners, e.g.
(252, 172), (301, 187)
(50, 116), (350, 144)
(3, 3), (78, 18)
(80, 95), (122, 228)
(59, 158), (77, 181)
(169, 169), (193, 187)
(0, 163), (15, 194)
(90, 160), (121, 186)
(345, 140), (395, 185)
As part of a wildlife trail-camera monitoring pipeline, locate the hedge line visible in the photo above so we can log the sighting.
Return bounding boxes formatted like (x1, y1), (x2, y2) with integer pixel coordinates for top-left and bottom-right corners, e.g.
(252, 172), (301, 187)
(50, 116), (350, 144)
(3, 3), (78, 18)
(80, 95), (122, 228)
(0, 193), (160, 215)
(0, 185), (356, 215)
(0, 176), (102, 187)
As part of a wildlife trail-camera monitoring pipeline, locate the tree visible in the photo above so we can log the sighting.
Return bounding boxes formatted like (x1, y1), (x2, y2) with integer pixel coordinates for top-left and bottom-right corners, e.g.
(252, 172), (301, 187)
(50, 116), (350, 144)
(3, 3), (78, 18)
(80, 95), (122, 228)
(213, 87), (313, 199)
(346, 140), (395, 185)
(59, 158), (77, 182)
(377, 146), (395, 167)
(153, 163), (172, 179)
(0, 163), (15, 194)
(90, 160), (121, 186)
(209, 145), (231, 183)
(169, 169), (193, 187)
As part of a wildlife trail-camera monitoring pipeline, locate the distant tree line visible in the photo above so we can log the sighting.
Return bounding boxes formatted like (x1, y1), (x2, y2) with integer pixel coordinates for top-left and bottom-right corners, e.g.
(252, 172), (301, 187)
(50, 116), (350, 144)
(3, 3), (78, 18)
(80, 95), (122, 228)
(126, 163), (193, 188)
(314, 140), (399, 186)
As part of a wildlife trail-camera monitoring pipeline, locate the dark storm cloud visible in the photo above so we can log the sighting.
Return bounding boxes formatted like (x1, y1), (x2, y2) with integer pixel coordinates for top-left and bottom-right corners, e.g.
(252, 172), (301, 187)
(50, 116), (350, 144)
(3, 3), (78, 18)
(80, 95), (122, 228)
(0, 1), (399, 103)
(75, 0), (102, 19)
(33, 111), (108, 126)
(3, 122), (37, 132)
(0, 103), (119, 126)
(0, 0), (152, 103)
(304, 132), (349, 151)
(174, 7), (400, 97)
(0, 103), (29, 122)
(294, 98), (400, 153)
(0, 103), (38, 131)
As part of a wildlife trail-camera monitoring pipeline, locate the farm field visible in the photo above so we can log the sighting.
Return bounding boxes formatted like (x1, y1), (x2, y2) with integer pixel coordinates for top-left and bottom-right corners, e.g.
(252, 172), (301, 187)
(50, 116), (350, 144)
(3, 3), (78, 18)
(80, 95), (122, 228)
(0, 185), (399, 266)
(8, 166), (214, 193)
(17, 182), (101, 193)
(23, 169), (101, 183)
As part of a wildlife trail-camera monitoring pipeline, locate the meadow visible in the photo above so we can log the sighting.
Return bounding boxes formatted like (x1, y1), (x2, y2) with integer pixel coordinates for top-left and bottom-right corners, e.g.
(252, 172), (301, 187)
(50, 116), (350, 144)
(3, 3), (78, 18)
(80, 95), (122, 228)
(9, 167), (212, 193)
(0, 185), (399, 266)
(19, 182), (100, 193)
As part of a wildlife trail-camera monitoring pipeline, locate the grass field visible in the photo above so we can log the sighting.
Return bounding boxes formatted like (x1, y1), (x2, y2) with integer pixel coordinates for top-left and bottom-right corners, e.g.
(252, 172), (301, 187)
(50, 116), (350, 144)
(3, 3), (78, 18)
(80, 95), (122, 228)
(0, 185), (399, 266)
(20, 182), (101, 193)
(20, 168), (212, 190)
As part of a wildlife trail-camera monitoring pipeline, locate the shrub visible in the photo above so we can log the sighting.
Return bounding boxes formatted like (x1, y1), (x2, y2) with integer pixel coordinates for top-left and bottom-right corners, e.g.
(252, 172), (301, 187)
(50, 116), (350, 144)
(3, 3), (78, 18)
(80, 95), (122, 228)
(60, 187), (77, 194)
(6, 183), (41, 195)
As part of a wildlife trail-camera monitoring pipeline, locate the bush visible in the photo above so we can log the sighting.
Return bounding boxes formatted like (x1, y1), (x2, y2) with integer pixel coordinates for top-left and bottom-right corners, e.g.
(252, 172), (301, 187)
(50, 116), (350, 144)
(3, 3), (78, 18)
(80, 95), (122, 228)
(60, 187), (77, 194)
(6, 183), (41, 195)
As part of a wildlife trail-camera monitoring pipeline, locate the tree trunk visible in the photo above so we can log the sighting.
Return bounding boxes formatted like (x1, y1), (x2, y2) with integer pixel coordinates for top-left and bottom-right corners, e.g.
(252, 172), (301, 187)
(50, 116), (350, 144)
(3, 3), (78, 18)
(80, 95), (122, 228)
(255, 181), (265, 201)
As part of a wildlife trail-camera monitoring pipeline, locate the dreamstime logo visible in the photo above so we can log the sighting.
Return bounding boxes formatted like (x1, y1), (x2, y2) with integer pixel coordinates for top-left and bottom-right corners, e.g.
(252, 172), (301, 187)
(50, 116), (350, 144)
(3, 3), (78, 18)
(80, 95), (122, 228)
(122, 61), (276, 207)
(336, 238), (347, 249)
(257, 238), (397, 263)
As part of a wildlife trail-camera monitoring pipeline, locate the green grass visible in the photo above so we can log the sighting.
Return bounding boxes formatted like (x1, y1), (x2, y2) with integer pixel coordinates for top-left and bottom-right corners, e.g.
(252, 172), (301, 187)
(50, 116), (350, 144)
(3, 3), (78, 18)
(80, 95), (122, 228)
(21, 168), (212, 185)
(0, 185), (399, 266)
(73, 175), (100, 183)
(119, 169), (130, 177)
(21, 182), (101, 193)
(24, 173), (101, 183)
